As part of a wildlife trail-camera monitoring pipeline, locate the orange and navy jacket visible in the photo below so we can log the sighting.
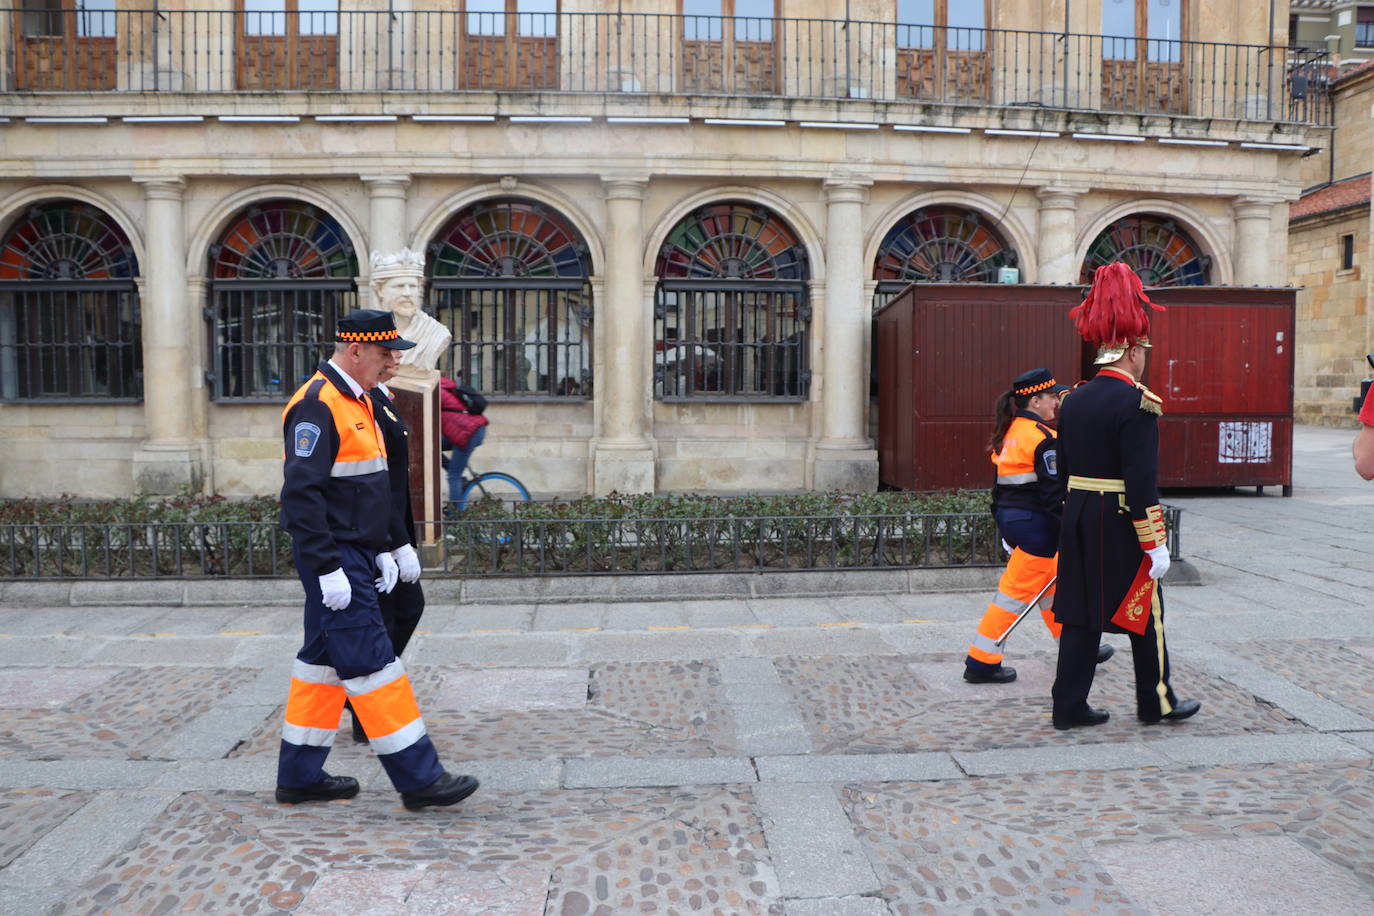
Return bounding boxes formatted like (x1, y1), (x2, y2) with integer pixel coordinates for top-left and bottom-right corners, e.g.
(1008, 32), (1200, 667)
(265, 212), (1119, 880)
(280, 361), (392, 574)
(990, 411), (1065, 519)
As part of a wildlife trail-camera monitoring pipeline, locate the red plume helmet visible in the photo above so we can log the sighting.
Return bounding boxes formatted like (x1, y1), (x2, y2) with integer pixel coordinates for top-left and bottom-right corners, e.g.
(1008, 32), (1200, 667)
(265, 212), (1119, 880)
(1070, 261), (1166, 364)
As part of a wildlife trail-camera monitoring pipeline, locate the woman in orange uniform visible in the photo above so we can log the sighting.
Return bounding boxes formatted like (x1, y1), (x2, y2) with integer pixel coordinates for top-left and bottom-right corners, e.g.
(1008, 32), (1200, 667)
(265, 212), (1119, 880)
(963, 368), (1113, 684)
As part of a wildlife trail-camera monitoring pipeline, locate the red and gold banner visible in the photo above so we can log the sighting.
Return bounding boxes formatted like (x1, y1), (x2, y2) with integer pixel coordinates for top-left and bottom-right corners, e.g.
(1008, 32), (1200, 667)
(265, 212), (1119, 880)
(1111, 557), (1154, 635)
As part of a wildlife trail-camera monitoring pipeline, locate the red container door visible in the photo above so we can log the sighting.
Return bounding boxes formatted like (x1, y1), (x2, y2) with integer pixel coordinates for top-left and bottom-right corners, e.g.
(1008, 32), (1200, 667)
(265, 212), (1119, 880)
(877, 285), (1081, 491)
(1146, 287), (1295, 489)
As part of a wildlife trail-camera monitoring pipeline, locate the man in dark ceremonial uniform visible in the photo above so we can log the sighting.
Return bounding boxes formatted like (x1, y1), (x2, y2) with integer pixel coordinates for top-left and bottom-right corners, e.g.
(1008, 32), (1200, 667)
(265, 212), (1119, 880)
(1051, 262), (1201, 731)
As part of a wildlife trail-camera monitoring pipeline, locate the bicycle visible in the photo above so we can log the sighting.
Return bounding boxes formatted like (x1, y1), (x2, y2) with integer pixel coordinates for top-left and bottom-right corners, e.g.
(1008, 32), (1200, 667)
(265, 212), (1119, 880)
(446, 460), (531, 512)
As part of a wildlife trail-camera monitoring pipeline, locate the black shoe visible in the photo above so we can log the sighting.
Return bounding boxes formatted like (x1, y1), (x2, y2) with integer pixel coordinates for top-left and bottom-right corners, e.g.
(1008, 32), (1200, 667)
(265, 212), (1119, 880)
(1053, 706), (1110, 731)
(1096, 643), (1115, 664)
(1142, 698), (1201, 724)
(963, 665), (1017, 684)
(400, 772), (480, 811)
(275, 773), (359, 805)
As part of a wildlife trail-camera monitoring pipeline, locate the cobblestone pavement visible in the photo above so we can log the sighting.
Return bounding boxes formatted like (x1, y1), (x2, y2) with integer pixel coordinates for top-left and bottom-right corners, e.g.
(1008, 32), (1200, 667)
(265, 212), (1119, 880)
(2, 426), (1374, 915)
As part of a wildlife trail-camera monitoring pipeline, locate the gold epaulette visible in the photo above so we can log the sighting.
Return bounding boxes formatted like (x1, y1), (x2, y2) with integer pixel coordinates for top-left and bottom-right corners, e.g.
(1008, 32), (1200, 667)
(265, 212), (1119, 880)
(1138, 384), (1164, 416)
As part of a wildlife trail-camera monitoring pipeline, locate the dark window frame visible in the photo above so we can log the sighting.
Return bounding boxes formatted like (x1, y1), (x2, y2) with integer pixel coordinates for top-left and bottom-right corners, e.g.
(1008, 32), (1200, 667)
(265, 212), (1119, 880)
(1341, 232), (1356, 271)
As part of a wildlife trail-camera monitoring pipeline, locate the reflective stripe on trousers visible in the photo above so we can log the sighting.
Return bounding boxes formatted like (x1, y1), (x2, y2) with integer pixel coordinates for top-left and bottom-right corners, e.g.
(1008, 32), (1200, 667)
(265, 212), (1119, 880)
(279, 656), (441, 793)
(967, 547), (1061, 667)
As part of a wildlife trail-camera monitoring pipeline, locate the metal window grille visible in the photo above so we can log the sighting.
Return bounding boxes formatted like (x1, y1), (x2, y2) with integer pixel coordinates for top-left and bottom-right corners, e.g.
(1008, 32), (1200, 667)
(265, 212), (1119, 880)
(654, 281), (809, 399)
(209, 282), (354, 400)
(0, 282), (141, 400)
(426, 197), (593, 399)
(429, 281), (591, 398)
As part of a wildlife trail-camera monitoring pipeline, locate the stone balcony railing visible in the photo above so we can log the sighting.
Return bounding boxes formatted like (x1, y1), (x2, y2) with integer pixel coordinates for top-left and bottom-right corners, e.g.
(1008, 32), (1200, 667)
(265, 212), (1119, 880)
(0, 10), (1332, 128)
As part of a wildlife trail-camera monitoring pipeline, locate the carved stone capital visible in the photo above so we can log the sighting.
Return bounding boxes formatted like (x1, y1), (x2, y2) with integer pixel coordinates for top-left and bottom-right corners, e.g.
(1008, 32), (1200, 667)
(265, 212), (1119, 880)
(601, 176), (650, 201)
(134, 177), (187, 201)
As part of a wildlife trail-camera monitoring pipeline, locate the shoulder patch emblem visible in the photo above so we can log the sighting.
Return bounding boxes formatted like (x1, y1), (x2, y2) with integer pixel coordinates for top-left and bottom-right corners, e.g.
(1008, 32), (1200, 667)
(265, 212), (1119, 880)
(293, 421), (322, 457)
(1138, 384), (1164, 416)
(1042, 448), (1058, 478)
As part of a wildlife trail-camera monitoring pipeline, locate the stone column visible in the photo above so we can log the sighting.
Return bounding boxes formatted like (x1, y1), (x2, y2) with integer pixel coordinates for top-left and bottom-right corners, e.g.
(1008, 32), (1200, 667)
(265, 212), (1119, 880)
(1233, 196), (1278, 286)
(813, 176), (878, 492)
(131, 177), (204, 494)
(592, 176), (655, 495)
(363, 175), (411, 304)
(1035, 185), (1086, 284)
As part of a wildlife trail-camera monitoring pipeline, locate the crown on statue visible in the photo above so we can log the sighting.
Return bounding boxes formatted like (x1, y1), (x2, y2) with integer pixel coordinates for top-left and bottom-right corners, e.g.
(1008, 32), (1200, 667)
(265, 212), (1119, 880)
(369, 247), (425, 283)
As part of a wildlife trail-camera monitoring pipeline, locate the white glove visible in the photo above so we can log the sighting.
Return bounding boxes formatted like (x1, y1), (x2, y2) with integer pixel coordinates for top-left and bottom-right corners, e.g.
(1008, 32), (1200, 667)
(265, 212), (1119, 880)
(318, 568), (351, 611)
(374, 551), (399, 594)
(1001, 539), (1013, 555)
(394, 543), (422, 583)
(1145, 545), (1171, 581)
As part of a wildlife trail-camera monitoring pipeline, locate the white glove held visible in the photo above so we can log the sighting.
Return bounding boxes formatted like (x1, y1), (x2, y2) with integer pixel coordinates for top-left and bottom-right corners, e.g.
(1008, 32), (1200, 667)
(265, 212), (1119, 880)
(1145, 545), (1171, 581)
(318, 568), (351, 611)
(374, 551), (399, 594)
(394, 543), (421, 583)
(1001, 539), (1013, 556)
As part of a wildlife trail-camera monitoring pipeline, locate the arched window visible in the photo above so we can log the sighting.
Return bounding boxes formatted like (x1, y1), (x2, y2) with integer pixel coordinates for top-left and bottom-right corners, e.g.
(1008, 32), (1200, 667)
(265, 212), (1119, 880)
(1080, 214), (1210, 286)
(872, 205), (1017, 309)
(208, 199), (358, 400)
(427, 197), (592, 398)
(0, 200), (140, 400)
(654, 201), (809, 399)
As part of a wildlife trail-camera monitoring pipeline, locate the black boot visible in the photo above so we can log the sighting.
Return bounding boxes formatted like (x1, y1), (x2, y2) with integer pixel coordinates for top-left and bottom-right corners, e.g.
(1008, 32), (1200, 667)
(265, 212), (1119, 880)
(1053, 705), (1110, 730)
(1096, 643), (1115, 664)
(1141, 698), (1201, 724)
(964, 663), (1017, 684)
(400, 772), (480, 811)
(275, 773), (360, 804)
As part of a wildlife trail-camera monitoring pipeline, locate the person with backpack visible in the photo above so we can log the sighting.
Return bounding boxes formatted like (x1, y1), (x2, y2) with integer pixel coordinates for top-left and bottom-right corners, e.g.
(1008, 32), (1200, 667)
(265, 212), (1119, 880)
(439, 376), (489, 502)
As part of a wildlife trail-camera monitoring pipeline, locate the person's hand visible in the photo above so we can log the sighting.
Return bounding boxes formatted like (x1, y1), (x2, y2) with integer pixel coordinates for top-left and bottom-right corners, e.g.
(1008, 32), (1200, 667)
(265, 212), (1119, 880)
(1145, 545), (1171, 580)
(394, 543), (421, 583)
(375, 552), (399, 594)
(1001, 539), (1012, 555)
(318, 568), (351, 610)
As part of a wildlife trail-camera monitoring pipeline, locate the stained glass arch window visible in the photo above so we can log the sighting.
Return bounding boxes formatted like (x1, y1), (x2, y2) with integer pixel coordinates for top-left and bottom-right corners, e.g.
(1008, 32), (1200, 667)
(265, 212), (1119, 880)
(1079, 214), (1210, 286)
(0, 200), (141, 400)
(653, 201), (810, 399)
(208, 199), (358, 400)
(428, 197), (591, 279)
(210, 199), (357, 280)
(873, 205), (1016, 286)
(0, 200), (137, 280)
(656, 201), (808, 281)
(427, 198), (593, 398)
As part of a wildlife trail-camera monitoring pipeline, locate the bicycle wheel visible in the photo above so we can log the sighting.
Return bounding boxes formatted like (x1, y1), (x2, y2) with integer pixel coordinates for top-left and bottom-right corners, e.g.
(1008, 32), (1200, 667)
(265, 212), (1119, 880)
(458, 471), (531, 511)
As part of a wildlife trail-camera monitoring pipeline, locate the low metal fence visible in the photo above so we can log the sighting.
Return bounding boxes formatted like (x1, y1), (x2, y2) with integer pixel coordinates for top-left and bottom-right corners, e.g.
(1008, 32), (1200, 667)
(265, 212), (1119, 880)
(0, 506), (1182, 580)
(0, 9), (1331, 125)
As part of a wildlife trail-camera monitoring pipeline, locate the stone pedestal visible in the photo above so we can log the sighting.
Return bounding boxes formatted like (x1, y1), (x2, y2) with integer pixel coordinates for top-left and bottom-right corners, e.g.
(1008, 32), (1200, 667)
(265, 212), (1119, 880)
(386, 371), (442, 544)
(132, 441), (206, 496)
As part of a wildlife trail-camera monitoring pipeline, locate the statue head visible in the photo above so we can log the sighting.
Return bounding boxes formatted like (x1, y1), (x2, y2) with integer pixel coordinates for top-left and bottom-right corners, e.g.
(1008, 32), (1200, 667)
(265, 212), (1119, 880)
(369, 248), (425, 320)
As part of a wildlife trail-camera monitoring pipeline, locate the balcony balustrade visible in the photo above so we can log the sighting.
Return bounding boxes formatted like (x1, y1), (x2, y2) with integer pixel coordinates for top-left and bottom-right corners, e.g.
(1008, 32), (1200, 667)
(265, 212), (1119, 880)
(0, 9), (1331, 126)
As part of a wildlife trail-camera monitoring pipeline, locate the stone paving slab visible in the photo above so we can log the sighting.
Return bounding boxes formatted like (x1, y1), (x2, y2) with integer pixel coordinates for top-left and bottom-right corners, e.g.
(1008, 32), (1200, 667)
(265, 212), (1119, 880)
(753, 782), (880, 898)
(1093, 835), (1374, 916)
(563, 755), (757, 789)
(756, 752), (961, 783)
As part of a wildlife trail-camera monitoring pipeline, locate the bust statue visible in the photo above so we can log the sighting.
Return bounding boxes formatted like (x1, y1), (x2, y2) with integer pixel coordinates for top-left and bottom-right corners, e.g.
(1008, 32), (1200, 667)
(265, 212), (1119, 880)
(369, 248), (451, 374)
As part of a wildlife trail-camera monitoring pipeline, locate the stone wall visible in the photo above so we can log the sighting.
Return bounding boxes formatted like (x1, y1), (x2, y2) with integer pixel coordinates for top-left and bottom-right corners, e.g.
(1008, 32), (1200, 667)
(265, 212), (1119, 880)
(1290, 207), (1370, 426)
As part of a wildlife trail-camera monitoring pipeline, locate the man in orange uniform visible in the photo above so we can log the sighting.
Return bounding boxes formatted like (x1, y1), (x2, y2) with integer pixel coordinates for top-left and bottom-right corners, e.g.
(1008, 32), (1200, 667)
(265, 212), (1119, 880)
(275, 309), (479, 810)
(964, 368), (1114, 684)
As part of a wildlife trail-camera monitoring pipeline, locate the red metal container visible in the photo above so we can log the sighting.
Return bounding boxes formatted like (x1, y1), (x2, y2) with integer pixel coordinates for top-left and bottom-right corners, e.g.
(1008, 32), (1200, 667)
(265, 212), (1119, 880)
(876, 284), (1295, 493)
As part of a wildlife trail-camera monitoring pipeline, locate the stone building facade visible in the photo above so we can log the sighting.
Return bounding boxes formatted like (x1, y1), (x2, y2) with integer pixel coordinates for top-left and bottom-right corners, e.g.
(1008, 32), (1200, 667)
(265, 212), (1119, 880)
(1292, 59), (1373, 426)
(0, 0), (1321, 500)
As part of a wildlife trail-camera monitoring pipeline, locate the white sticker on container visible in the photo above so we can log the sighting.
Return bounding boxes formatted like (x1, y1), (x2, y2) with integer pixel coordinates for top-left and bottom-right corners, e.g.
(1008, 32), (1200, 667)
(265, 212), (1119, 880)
(1218, 421), (1272, 464)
